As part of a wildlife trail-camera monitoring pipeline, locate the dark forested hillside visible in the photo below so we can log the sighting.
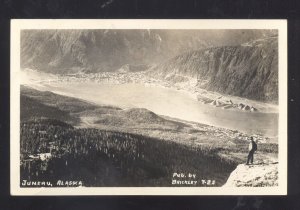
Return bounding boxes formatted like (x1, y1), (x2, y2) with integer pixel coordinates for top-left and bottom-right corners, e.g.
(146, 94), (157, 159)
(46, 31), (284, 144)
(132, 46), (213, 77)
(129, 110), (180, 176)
(20, 120), (236, 187)
(20, 88), (237, 187)
(149, 36), (278, 102)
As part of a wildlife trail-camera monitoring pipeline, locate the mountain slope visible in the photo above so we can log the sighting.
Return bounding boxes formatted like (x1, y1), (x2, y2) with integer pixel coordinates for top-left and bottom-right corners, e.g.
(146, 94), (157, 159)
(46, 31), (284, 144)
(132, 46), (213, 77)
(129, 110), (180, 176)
(21, 30), (213, 73)
(20, 94), (79, 124)
(148, 36), (278, 102)
(21, 85), (99, 113)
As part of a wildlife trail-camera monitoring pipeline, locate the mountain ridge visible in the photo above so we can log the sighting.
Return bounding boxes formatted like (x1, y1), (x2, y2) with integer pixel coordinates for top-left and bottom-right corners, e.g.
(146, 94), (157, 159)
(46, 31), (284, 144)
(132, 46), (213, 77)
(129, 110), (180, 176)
(21, 29), (275, 74)
(148, 36), (278, 102)
(21, 30), (212, 73)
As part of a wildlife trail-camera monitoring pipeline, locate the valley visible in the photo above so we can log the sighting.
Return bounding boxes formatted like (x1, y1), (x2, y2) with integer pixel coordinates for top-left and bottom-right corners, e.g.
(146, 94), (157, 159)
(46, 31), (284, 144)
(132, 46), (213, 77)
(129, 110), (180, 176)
(18, 29), (280, 188)
(21, 68), (279, 138)
(20, 86), (278, 187)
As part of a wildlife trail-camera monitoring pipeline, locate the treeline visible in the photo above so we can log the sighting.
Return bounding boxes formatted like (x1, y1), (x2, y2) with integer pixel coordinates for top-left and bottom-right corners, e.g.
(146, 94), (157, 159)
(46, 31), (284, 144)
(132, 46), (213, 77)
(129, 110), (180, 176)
(21, 119), (236, 187)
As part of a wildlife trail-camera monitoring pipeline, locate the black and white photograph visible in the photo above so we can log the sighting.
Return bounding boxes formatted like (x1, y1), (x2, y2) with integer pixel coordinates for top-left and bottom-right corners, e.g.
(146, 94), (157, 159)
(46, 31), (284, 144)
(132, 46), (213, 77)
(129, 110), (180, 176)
(10, 20), (287, 195)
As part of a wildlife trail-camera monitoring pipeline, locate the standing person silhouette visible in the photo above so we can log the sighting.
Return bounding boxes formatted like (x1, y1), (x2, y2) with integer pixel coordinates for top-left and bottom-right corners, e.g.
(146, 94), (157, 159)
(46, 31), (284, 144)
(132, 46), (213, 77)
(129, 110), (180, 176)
(246, 137), (257, 165)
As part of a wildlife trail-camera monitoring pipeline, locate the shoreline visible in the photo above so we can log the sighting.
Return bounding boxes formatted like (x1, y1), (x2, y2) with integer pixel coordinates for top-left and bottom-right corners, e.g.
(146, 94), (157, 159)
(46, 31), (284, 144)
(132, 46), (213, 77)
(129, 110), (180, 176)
(20, 69), (279, 139)
(21, 68), (278, 114)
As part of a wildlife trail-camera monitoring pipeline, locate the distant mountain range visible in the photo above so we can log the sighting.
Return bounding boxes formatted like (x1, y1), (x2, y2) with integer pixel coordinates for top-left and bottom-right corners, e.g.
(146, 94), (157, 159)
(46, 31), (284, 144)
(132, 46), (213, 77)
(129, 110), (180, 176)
(21, 29), (211, 73)
(149, 35), (278, 102)
(21, 29), (278, 102)
(21, 29), (275, 74)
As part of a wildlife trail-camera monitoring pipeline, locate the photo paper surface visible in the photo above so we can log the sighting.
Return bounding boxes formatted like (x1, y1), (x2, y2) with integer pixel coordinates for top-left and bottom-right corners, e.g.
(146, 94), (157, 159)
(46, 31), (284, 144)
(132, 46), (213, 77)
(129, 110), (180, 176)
(10, 19), (287, 195)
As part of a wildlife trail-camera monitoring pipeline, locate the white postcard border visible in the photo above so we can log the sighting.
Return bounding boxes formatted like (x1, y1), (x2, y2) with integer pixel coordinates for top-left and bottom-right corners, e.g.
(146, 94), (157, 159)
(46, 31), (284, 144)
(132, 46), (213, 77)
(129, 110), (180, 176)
(10, 19), (287, 196)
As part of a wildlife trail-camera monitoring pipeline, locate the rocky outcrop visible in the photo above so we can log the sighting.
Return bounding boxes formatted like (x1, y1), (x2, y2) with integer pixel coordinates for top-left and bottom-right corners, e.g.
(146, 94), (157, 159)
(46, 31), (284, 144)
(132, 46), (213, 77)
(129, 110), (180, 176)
(223, 162), (278, 187)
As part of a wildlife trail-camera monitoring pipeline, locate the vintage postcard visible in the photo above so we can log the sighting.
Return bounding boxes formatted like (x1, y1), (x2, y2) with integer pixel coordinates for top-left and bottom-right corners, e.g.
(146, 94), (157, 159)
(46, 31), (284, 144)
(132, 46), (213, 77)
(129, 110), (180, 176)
(10, 19), (287, 195)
